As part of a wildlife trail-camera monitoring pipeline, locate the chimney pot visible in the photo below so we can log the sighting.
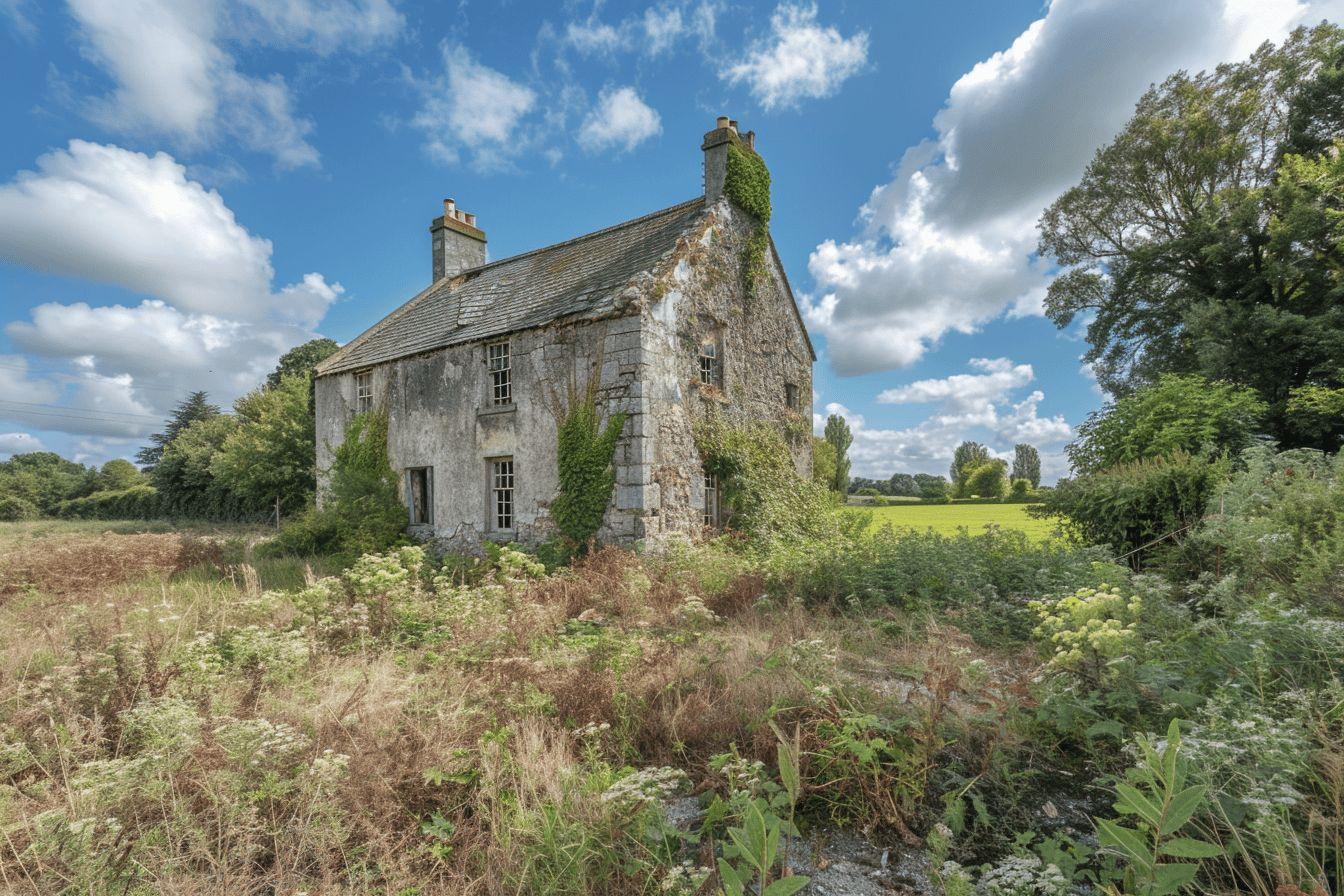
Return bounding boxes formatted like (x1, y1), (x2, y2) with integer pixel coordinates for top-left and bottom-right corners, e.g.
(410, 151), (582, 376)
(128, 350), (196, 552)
(465, 212), (476, 227)
(715, 115), (730, 129)
(444, 198), (455, 215)
(728, 119), (738, 133)
(745, 130), (756, 150)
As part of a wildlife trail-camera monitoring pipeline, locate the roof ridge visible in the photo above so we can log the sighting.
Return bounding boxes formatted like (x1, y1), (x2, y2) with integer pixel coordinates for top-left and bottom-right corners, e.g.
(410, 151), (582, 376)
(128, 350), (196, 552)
(316, 196), (709, 378)
(443, 195), (704, 280)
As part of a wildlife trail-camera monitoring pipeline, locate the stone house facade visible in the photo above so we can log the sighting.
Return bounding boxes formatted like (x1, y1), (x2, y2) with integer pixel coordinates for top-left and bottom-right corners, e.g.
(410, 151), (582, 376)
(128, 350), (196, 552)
(313, 118), (815, 550)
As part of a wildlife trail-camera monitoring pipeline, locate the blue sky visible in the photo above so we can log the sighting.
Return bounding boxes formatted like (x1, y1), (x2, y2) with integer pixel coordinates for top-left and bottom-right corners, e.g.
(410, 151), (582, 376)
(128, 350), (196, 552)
(1, 0), (1340, 480)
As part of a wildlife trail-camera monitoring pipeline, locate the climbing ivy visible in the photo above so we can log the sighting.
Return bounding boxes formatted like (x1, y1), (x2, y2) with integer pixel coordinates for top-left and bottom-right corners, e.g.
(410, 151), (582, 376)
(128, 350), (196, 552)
(694, 412), (831, 548)
(552, 383), (627, 550)
(723, 142), (771, 223)
(723, 141), (772, 298)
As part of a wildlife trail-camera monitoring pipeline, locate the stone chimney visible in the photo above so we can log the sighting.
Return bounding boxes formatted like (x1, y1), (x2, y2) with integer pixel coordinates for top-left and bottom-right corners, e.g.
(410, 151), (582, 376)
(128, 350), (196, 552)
(702, 115), (749, 202)
(430, 198), (486, 282)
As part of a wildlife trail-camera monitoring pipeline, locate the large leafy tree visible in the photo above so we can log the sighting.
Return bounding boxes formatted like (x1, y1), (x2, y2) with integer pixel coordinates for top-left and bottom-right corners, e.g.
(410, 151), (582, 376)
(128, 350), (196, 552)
(0, 452), (95, 513)
(137, 392), (221, 471)
(823, 414), (852, 494)
(267, 338), (340, 389)
(1038, 24), (1344, 447)
(1068, 374), (1267, 474)
(1011, 444), (1041, 488)
(949, 441), (989, 496)
(152, 416), (243, 517)
(213, 374), (317, 515)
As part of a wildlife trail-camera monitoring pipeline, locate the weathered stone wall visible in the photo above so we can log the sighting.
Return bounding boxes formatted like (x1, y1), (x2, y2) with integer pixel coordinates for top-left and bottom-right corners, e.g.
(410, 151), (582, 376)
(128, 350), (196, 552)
(314, 314), (646, 552)
(637, 198), (815, 540)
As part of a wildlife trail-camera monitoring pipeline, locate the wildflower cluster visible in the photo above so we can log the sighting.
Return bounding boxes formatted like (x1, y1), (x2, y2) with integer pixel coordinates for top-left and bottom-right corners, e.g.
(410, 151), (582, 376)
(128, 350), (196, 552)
(1030, 584), (1141, 672)
(660, 861), (713, 894)
(973, 855), (1069, 896)
(600, 766), (688, 807)
(215, 718), (311, 771)
(675, 594), (720, 627)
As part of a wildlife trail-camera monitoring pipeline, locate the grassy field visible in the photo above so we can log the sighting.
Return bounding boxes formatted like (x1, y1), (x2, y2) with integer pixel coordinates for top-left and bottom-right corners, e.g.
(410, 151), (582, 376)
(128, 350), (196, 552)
(863, 501), (1059, 540)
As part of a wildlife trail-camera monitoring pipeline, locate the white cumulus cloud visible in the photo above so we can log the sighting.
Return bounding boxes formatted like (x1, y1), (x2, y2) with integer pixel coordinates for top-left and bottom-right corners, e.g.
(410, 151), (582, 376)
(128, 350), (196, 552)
(816, 358), (1072, 480)
(0, 141), (338, 327)
(578, 87), (662, 153)
(0, 432), (45, 457)
(0, 143), (340, 439)
(65, 0), (401, 168)
(807, 0), (1344, 376)
(722, 3), (867, 110)
(412, 45), (538, 170)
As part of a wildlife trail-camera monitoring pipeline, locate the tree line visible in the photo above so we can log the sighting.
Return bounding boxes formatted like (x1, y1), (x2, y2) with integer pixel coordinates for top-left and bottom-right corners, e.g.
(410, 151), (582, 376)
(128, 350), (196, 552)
(0, 339), (339, 522)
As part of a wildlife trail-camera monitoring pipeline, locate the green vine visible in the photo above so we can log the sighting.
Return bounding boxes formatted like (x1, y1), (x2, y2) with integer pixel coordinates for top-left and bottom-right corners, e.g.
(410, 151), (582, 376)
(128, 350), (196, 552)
(723, 141), (772, 298)
(552, 381), (627, 550)
(694, 412), (831, 547)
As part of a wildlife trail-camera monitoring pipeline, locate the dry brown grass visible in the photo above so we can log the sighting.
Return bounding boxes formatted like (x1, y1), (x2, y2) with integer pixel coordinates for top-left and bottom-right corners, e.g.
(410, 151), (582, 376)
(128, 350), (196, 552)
(0, 531), (221, 597)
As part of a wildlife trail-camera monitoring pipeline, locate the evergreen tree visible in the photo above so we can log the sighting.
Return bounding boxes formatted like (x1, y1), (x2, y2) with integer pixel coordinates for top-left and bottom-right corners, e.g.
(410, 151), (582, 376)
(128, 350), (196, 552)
(823, 414), (852, 494)
(1011, 444), (1041, 488)
(137, 392), (220, 471)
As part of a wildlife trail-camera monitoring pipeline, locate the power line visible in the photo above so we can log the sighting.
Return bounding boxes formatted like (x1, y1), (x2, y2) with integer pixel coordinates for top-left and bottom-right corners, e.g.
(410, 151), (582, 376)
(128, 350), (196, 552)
(0, 400), (159, 421)
(0, 360), (212, 394)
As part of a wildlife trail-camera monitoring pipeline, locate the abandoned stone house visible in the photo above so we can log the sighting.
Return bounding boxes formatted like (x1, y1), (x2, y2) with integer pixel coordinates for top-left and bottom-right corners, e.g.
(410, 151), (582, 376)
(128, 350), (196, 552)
(313, 118), (814, 550)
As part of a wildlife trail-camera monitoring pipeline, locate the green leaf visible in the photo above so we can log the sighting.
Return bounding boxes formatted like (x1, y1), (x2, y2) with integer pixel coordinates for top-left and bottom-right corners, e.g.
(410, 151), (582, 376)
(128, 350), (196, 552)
(1151, 861), (1199, 895)
(763, 876), (811, 896)
(1114, 783), (1165, 827)
(1096, 818), (1155, 872)
(1086, 718), (1127, 740)
(1160, 785), (1208, 836)
(718, 858), (745, 896)
(1159, 837), (1222, 859)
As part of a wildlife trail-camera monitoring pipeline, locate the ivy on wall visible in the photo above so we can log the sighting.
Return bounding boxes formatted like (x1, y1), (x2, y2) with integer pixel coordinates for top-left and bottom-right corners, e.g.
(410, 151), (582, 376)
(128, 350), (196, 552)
(552, 382), (627, 550)
(723, 141), (772, 298)
(694, 412), (831, 547)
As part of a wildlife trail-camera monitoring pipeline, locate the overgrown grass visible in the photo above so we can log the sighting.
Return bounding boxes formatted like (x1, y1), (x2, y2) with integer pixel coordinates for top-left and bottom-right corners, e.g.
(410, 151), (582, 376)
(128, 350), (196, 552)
(2, 464), (1340, 896)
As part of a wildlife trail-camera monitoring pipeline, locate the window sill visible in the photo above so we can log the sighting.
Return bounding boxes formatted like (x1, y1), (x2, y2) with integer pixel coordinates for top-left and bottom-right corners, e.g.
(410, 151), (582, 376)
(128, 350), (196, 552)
(478, 403), (516, 417)
(485, 530), (516, 542)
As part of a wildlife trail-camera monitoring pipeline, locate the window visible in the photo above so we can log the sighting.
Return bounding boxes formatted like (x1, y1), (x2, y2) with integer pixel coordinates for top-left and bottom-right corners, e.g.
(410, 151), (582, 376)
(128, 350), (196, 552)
(406, 467), (432, 526)
(698, 340), (719, 387)
(703, 471), (721, 528)
(491, 458), (515, 531)
(784, 382), (800, 411)
(355, 370), (374, 413)
(487, 341), (512, 405)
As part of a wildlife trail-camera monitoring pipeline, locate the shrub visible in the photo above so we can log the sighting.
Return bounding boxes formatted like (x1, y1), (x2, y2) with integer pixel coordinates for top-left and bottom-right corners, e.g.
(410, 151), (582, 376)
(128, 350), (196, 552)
(1005, 478), (1034, 502)
(965, 461), (1008, 499)
(0, 493), (39, 521)
(1188, 446), (1344, 605)
(1068, 375), (1267, 475)
(264, 411), (406, 562)
(1031, 452), (1229, 565)
(56, 485), (161, 520)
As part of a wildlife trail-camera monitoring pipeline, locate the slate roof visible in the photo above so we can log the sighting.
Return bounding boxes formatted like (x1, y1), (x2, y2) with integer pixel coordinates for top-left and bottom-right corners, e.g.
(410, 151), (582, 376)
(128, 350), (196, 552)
(317, 197), (709, 376)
